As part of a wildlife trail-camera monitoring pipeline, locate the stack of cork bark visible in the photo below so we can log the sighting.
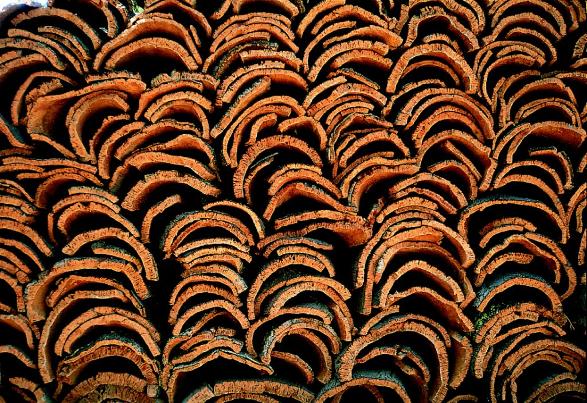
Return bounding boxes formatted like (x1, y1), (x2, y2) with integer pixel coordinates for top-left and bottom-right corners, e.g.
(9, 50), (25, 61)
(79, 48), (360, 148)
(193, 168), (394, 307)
(0, 0), (586, 401)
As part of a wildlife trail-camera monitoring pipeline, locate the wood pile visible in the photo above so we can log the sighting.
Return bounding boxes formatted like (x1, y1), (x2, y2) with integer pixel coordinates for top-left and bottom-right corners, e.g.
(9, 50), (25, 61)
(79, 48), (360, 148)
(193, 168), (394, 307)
(0, 0), (585, 401)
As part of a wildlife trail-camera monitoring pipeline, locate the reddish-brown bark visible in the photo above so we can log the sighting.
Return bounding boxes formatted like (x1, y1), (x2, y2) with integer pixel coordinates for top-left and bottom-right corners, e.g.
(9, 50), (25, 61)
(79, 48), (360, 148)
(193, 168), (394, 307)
(0, 0), (585, 401)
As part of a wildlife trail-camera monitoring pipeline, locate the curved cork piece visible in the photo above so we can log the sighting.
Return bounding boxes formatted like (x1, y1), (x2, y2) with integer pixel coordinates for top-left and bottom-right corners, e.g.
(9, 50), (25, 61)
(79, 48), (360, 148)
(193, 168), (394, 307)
(0, 0), (586, 402)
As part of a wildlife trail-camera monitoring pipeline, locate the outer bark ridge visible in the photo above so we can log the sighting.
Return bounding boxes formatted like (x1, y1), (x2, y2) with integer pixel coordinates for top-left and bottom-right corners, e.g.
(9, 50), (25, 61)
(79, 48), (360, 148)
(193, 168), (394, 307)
(0, 0), (586, 401)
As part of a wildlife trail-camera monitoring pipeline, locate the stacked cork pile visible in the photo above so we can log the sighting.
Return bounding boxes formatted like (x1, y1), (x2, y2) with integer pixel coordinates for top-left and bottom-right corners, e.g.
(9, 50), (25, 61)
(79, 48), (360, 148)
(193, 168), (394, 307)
(0, 0), (586, 401)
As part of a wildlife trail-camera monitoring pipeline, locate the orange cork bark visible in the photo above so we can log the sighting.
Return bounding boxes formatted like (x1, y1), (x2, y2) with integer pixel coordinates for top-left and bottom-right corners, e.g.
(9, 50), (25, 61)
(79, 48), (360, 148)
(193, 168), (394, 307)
(0, 0), (586, 401)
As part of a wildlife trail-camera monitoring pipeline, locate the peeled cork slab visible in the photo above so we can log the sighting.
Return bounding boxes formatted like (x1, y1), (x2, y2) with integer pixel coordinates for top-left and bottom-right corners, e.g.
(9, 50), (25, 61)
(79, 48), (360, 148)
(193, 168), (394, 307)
(0, 0), (586, 401)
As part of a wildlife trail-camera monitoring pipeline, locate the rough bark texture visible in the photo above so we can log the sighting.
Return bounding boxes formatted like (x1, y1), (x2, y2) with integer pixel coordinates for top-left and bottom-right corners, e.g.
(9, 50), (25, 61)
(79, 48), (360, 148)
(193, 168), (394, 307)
(0, 0), (586, 401)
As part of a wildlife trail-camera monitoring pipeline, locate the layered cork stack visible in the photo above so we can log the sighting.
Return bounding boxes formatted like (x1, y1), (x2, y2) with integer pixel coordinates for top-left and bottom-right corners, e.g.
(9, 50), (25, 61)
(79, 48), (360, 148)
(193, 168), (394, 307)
(0, 0), (586, 401)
